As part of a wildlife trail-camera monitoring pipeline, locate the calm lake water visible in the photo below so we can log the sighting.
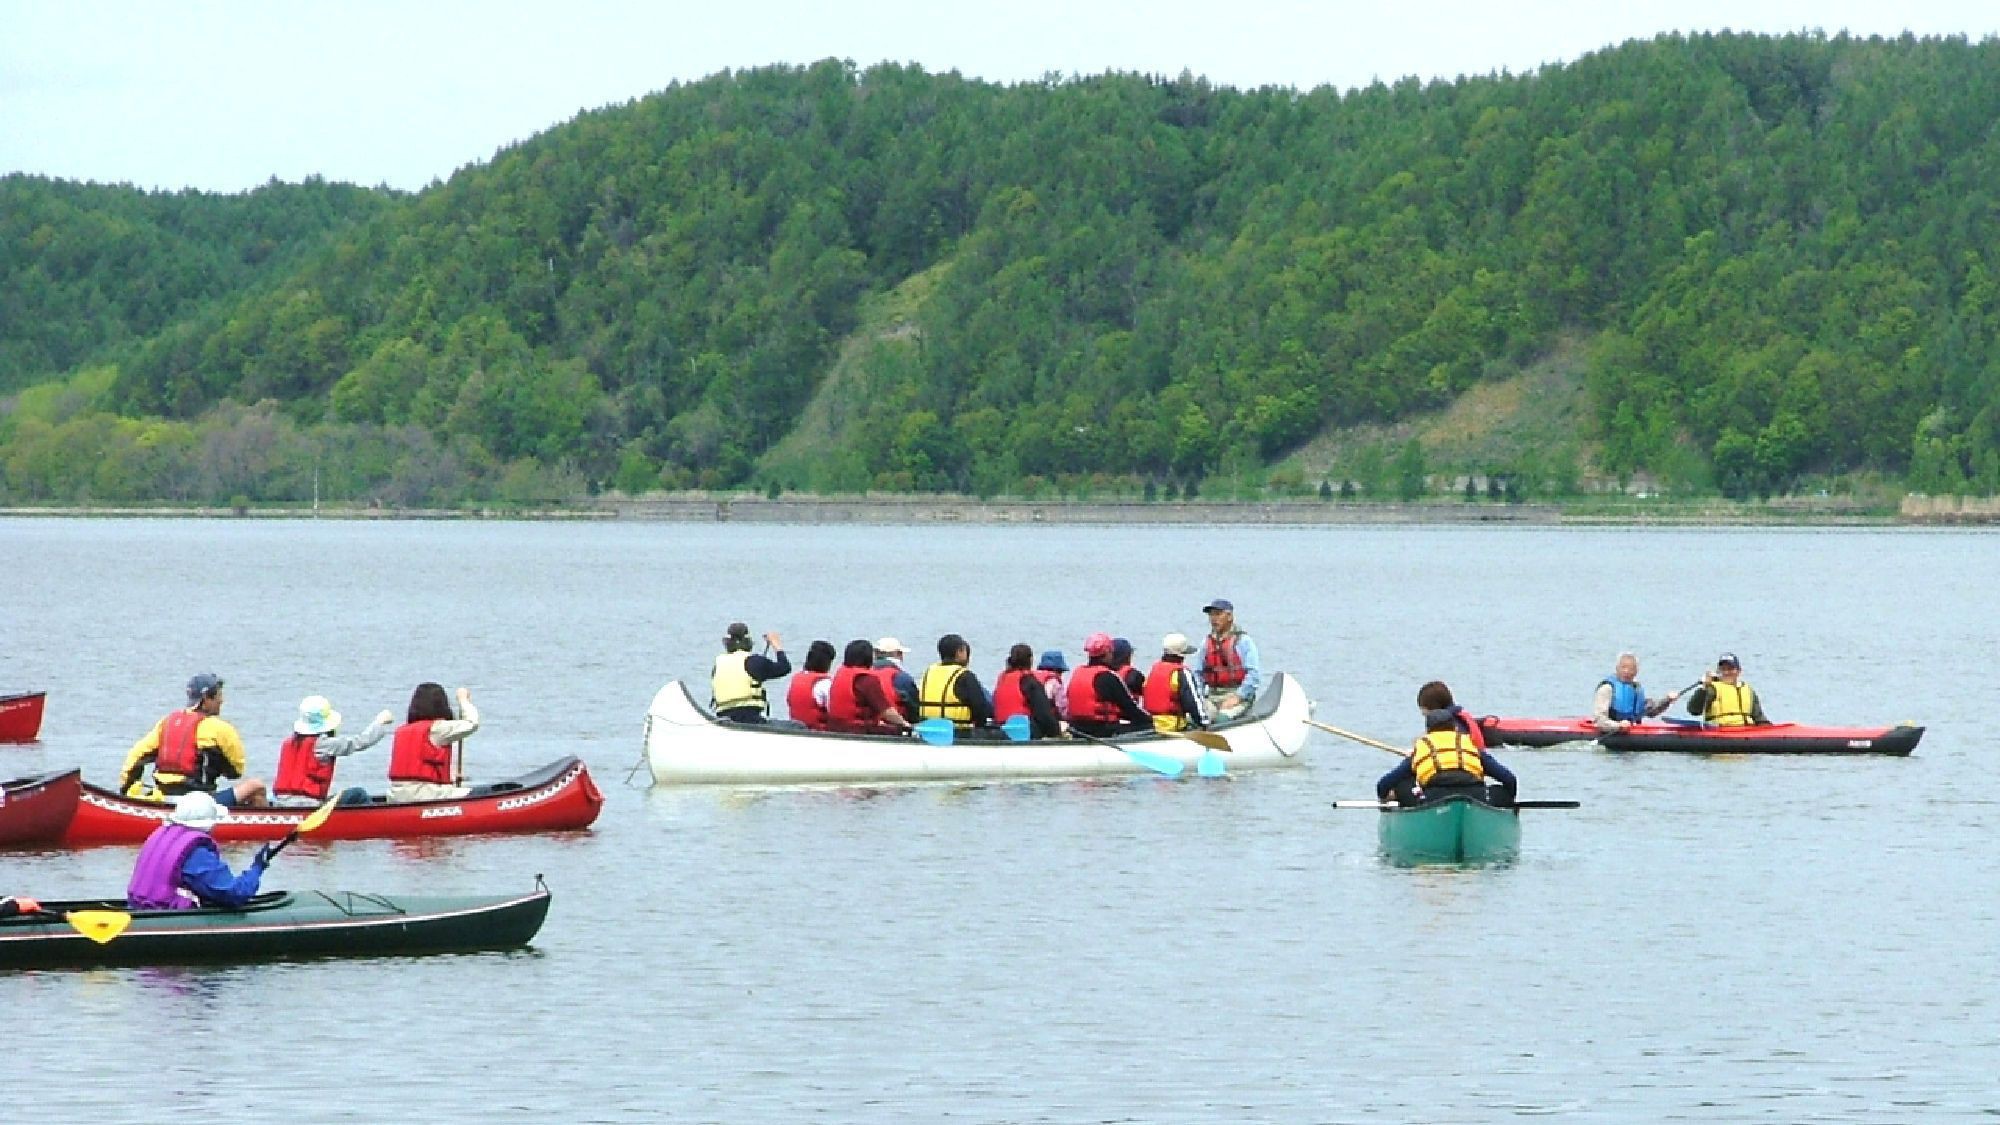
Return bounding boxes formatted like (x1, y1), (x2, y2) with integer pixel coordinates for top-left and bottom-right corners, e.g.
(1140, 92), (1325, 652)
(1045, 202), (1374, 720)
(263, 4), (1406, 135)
(2, 517), (1996, 1122)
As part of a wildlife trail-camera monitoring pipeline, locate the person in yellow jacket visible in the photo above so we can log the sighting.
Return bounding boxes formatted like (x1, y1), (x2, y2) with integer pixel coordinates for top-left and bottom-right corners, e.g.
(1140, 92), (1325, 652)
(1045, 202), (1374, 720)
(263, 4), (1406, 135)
(1376, 681), (1518, 806)
(120, 673), (269, 806)
(710, 623), (792, 724)
(917, 634), (996, 734)
(1684, 653), (1770, 726)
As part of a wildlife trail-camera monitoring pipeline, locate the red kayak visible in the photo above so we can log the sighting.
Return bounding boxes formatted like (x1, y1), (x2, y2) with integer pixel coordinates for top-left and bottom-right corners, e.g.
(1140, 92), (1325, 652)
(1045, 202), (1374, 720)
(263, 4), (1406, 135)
(0, 769), (82, 846)
(0, 692), (47, 742)
(1478, 716), (1924, 756)
(61, 756), (604, 845)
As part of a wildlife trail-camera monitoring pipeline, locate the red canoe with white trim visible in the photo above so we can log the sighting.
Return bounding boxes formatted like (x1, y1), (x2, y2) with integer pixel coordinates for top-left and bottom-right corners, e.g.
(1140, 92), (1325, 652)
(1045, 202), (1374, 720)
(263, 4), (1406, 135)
(1477, 716), (1924, 755)
(0, 769), (82, 846)
(0, 692), (47, 742)
(60, 756), (604, 845)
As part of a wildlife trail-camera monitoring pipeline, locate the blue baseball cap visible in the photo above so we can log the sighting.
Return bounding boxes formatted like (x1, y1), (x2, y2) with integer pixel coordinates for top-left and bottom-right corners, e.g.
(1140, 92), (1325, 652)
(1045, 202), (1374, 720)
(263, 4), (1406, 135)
(1203, 598), (1234, 613)
(186, 673), (223, 704)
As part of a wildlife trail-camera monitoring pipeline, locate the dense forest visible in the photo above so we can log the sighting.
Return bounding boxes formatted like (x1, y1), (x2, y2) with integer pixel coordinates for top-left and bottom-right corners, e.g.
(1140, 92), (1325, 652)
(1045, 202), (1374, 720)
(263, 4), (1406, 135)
(5, 31), (2000, 505)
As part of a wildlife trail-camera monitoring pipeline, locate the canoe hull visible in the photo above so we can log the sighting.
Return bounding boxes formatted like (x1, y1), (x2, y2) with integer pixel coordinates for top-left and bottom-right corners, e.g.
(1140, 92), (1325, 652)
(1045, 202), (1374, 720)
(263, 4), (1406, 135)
(0, 888), (550, 969)
(1481, 716), (1924, 755)
(0, 769), (82, 847)
(0, 692), (46, 743)
(1378, 796), (1521, 865)
(61, 757), (602, 845)
(647, 673), (1312, 785)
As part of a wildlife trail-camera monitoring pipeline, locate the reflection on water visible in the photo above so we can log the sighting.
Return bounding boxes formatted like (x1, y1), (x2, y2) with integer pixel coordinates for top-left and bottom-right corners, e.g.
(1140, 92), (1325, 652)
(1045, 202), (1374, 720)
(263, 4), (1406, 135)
(2, 519), (1996, 1120)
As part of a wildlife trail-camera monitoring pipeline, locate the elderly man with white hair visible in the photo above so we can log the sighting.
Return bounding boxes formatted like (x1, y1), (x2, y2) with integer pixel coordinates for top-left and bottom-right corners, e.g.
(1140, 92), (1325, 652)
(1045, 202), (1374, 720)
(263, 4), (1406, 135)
(1593, 652), (1682, 733)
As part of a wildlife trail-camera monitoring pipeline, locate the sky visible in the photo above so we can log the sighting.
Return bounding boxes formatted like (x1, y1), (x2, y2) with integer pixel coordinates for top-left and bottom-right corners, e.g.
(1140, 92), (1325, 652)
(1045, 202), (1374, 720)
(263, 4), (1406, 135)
(4, 0), (1998, 193)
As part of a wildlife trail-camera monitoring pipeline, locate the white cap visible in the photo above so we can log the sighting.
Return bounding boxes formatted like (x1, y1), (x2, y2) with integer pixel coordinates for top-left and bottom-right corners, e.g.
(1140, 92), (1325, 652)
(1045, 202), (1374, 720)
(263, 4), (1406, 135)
(874, 637), (906, 657)
(1161, 632), (1197, 656)
(293, 694), (342, 736)
(169, 791), (228, 831)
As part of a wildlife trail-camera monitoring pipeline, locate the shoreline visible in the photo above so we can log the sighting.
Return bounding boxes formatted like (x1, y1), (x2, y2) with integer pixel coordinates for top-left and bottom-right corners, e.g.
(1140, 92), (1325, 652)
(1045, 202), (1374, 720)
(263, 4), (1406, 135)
(3, 493), (1988, 526)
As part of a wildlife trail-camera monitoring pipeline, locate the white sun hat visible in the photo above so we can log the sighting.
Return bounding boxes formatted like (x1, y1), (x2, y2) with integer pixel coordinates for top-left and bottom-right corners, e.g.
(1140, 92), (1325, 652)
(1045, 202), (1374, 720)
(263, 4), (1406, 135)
(168, 791), (228, 831)
(293, 695), (341, 736)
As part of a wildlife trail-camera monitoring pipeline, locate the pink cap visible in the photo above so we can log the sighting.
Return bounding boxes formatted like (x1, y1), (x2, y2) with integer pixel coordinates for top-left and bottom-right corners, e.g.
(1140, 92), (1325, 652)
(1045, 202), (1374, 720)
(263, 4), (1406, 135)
(1083, 632), (1114, 656)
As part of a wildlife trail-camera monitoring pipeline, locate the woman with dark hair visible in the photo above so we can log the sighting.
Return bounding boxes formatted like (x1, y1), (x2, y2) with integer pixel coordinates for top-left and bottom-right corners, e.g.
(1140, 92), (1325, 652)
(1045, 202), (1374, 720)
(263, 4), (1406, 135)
(387, 683), (479, 802)
(786, 640), (839, 730)
(825, 639), (911, 735)
(992, 643), (1064, 739)
(1376, 680), (1517, 807)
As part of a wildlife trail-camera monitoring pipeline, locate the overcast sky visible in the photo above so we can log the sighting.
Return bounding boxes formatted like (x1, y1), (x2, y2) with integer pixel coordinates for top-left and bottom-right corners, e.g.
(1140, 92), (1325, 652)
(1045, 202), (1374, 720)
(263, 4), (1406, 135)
(4, 0), (1997, 192)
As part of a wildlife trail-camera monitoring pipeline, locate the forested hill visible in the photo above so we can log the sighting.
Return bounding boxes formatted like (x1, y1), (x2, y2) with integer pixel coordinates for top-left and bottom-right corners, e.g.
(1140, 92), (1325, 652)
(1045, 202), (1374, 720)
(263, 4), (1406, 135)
(6, 31), (2000, 505)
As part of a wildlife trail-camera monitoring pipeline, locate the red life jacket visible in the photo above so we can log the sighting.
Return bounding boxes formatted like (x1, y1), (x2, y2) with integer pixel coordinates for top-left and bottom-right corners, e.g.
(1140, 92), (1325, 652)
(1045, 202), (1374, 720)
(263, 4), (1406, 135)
(992, 669), (1033, 723)
(274, 733), (335, 800)
(1142, 660), (1186, 717)
(1202, 632), (1246, 689)
(873, 666), (909, 718)
(827, 666), (873, 732)
(155, 710), (204, 776)
(389, 720), (451, 784)
(1065, 665), (1125, 724)
(788, 671), (831, 730)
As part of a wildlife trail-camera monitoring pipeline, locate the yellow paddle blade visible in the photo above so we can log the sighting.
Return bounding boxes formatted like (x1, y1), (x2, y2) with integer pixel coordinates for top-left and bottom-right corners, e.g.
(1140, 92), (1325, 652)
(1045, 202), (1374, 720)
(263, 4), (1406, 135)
(296, 796), (342, 834)
(67, 910), (132, 944)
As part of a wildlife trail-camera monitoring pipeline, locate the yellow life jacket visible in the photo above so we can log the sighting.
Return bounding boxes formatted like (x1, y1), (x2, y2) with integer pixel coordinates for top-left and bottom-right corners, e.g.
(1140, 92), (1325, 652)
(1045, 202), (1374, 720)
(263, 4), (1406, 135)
(710, 651), (767, 715)
(1410, 730), (1486, 785)
(1703, 680), (1756, 727)
(918, 663), (973, 727)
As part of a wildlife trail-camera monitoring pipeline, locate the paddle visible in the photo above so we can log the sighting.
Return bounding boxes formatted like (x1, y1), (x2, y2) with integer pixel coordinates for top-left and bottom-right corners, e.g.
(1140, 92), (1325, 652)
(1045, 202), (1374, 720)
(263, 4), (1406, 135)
(263, 794), (342, 860)
(34, 908), (133, 944)
(1332, 799), (1580, 810)
(1068, 727), (1185, 777)
(1000, 714), (1032, 742)
(913, 718), (956, 746)
(1305, 718), (1405, 756)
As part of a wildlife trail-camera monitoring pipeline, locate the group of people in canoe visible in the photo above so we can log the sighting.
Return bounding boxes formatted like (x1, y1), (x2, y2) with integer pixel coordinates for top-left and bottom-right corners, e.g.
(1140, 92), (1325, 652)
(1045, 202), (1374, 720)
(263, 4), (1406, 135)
(706, 598), (1263, 740)
(118, 673), (483, 810)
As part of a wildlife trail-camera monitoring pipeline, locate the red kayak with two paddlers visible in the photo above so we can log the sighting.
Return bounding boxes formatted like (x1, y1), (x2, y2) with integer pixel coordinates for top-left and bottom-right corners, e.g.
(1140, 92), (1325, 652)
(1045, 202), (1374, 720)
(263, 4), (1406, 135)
(1477, 716), (1924, 756)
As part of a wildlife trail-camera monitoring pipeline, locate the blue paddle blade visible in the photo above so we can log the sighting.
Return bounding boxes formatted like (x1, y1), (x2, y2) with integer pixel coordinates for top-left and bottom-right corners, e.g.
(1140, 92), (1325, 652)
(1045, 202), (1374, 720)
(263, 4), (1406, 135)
(1123, 746), (1185, 777)
(913, 719), (955, 746)
(1002, 714), (1032, 742)
(1196, 749), (1226, 777)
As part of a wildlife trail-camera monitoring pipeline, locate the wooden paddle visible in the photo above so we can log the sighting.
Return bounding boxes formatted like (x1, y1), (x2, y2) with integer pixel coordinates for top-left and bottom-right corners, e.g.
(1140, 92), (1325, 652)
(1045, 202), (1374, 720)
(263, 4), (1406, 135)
(1333, 799), (1580, 810)
(1305, 718), (1405, 755)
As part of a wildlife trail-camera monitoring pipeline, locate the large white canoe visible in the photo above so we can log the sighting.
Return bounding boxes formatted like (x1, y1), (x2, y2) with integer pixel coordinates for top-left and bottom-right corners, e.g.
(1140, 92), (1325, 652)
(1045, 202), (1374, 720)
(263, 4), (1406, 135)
(644, 672), (1313, 786)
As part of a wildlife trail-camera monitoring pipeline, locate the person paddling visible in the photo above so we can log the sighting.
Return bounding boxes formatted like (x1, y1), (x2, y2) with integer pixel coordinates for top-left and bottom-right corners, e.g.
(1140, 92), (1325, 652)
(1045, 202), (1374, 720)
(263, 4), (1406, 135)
(786, 640), (838, 731)
(120, 674), (268, 807)
(273, 696), (393, 807)
(1065, 633), (1154, 738)
(828, 640), (913, 735)
(126, 792), (270, 910)
(710, 623), (792, 724)
(993, 643), (1064, 739)
(1376, 681), (1518, 807)
(1593, 652), (1681, 733)
(917, 633), (997, 734)
(1684, 653), (1769, 727)
(1142, 633), (1210, 732)
(387, 683), (478, 802)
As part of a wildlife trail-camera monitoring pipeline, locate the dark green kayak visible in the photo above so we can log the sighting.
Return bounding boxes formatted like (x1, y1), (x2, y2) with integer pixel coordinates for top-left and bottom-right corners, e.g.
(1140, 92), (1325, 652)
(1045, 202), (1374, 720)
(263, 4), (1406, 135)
(1378, 795), (1521, 865)
(0, 884), (550, 969)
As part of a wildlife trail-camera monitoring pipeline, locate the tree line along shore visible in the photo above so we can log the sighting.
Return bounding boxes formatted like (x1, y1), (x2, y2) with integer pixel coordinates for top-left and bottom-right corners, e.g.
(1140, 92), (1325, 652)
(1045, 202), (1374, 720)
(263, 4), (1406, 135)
(6, 33), (2000, 509)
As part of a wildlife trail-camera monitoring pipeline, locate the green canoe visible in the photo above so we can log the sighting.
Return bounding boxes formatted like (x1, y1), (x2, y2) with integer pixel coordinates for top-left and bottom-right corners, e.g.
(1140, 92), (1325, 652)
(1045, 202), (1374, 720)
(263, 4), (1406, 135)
(1378, 795), (1521, 865)
(0, 884), (550, 969)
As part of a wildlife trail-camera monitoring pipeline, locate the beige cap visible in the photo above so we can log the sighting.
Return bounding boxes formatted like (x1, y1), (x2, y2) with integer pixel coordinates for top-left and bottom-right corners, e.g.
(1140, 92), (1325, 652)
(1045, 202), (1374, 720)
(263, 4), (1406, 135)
(1161, 632), (1197, 656)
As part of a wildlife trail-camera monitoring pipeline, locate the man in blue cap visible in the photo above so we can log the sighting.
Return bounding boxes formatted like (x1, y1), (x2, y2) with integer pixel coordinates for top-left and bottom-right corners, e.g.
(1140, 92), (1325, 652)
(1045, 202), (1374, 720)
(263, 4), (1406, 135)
(1194, 599), (1261, 721)
(120, 673), (269, 806)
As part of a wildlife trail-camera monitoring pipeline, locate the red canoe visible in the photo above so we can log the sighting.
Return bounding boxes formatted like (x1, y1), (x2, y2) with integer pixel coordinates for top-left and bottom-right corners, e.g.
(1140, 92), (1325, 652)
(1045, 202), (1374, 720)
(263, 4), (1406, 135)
(61, 756), (604, 846)
(1478, 716), (1924, 756)
(0, 692), (47, 742)
(0, 769), (82, 846)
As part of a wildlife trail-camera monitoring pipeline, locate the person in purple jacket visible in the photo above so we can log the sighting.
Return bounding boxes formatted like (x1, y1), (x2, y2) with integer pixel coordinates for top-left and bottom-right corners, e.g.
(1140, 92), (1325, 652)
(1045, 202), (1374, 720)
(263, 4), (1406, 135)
(126, 792), (270, 910)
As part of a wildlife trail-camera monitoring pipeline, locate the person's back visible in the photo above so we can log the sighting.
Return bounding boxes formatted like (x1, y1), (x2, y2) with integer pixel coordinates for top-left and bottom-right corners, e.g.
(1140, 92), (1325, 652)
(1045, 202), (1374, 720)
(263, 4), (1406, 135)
(1066, 634), (1152, 738)
(388, 683), (478, 802)
(1378, 681), (1516, 806)
(127, 793), (268, 910)
(712, 623), (792, 723)
(120, 673), (268, 806)
(1142, 634), (1207, 732)
(787, 640), (837, 730)
(273, 696), (391, 806)
(830, 640), (911, 735)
